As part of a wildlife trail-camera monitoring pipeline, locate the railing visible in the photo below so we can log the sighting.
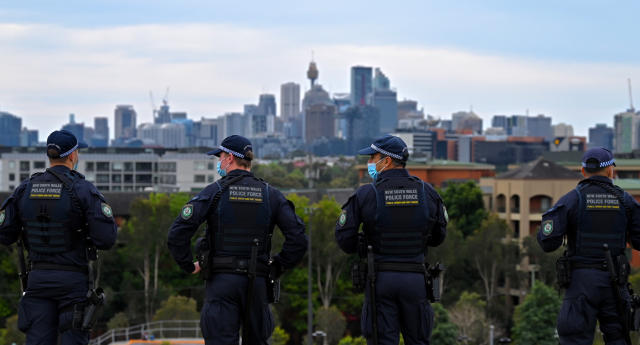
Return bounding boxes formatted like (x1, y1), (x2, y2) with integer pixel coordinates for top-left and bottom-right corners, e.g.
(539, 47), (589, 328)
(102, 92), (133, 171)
(89, 320), (202, 345)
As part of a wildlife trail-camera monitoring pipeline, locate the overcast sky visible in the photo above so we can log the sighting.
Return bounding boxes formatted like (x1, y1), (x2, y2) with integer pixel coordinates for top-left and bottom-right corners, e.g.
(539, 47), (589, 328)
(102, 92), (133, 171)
(2, 0), (640, 140)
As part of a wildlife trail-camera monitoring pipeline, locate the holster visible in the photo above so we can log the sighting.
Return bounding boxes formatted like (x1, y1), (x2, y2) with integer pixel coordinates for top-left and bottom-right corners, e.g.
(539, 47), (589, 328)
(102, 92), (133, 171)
(63, 288), (105, 333)
(425, 262), (445, 303)
(197, 249), (212, 281)
(351, 261), (367, 293)
(267, 278), (281, 304)
(556, 254), (571, 288)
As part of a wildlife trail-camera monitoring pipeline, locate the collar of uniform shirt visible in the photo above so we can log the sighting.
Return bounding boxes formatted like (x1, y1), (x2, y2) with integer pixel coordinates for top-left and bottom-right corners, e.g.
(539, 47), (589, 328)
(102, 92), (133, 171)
(378, 169), (410, 178)
(582, 175), (613, 185)
(226, 169), (253, 177)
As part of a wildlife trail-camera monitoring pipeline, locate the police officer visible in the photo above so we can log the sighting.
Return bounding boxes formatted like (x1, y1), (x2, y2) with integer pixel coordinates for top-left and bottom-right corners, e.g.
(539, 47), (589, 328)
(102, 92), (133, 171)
(0, 130), (118, 344)
(167, 135), (308, 344)
(538, 147), (640, 345)
(335, 135), (447, 345)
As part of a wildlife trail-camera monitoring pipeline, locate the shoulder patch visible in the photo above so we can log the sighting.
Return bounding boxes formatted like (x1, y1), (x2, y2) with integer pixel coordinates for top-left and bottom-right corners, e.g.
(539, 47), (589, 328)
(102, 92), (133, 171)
(0, 210), (5, 225)
(338, 210), (347, 227)
(443, 206), (449, 223)
(542, 220), (553, 236)
(181, 204), (194, 220)
(101, 203), (113, 218)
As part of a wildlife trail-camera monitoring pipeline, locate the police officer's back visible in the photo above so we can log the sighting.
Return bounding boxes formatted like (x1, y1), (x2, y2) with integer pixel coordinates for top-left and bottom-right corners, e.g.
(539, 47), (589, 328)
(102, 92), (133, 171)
(538, 147), (640, 345)
(0, 130), (118, 345)
(167, 135), (308, 345)
(335, 135), (447, 345)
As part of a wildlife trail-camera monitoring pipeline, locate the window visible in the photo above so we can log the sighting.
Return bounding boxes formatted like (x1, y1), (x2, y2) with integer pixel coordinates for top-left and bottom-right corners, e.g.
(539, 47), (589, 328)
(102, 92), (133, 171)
(96, 174), (110, 183)
(112, 162), (123, 171)
(112, 186), (122, 191)
(159, 162), (177, 172)
(9, 185), (15, 191)
(19, 173), (29, 181)
(9, 173), (15, 181)
(207, 175), (215, 183)
(124, 162), (134, 172)
(86, 162), (95, 172)
(124, 174), (133, 183)
(160, 175), (177, 185)
(136, 174), (152, 183)
(112, 175), (122, 183)
(8, 161), (15, 169)
(34, 161), (46, 169)
(124, 186), (134, 192)
(194, 161), (207, 171)
(135, 162), (152, 172)
(97, 185), (110, 191)
(97, 162), (110, 171)
(208, 162), (215, 170)
(194, 175), (206, 183)
(20, 161), (30, 172)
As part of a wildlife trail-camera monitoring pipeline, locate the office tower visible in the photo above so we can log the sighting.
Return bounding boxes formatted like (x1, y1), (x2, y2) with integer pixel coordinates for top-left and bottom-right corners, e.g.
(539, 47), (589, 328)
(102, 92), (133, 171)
(62, 113), (85, 142)
(588, 124), (614, 151)
(350, 66), (372, 106)
(280, 82), (301, 122)
(397, 99), (424, 120)
(92, 117), (109, 147)
(194, 118), (220, 147)
(115, 105), (137, 140)
(258, 94), (276, 116)
(155, 102), (171, 124)
(370, 68), (397, 134)
(526, 114), (553, 141)
(614, 109), (640, 153)
(303, 84), (336, 143)
(452, 111), (483, 134)
(491, 115), (508, 130)
(0, 112), (22, 146)
(19, 128), (38, 146)
(553, 123), (574, 138)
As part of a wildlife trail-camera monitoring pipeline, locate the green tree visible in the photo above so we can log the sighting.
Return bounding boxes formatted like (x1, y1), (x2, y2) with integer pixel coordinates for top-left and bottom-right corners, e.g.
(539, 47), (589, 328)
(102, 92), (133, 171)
(450, 292), (487, 344)
(465, 215), (518, 311)
(338, 336), (367, 345)
(522, 236), (562, 287)
(107, 311), (129, 329)
(152, 295), (199, 321)
(431, 303), (458, 345)
(315, 306), (347, 345)
(439, 181), (487, 238)
(0, 314), (24, 345)
(511, 282), (561, 345)
(270, 326), (290, 345)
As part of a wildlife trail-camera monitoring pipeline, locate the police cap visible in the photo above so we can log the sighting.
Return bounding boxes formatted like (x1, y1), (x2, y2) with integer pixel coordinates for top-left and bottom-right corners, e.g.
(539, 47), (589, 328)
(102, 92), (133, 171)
(46, 130), (88, 158)
(582, 147), (615, 169)
(357, 134), (409, 161)
(207, 135), (253, 160)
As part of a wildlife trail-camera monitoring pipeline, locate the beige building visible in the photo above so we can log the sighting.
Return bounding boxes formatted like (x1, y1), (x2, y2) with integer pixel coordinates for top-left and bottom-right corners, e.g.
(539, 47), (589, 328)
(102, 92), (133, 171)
(480, 158), (582, 247)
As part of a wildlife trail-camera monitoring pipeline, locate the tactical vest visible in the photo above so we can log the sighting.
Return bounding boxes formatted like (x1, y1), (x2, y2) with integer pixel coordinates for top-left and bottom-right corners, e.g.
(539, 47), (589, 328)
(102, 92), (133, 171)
(572, 181), (627, 259)
(208, 176), (272, 257)
(370, 176), (431, 256)
(19, 170), (87, 254)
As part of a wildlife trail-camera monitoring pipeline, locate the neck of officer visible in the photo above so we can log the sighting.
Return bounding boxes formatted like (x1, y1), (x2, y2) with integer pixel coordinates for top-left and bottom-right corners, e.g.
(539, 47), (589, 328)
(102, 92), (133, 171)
(227, 161), (250, 173)
(49, 158), (74, 170)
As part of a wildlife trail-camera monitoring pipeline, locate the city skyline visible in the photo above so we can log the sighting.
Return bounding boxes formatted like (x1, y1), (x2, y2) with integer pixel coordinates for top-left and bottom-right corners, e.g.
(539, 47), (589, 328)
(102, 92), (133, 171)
(2, 2), (640, 139)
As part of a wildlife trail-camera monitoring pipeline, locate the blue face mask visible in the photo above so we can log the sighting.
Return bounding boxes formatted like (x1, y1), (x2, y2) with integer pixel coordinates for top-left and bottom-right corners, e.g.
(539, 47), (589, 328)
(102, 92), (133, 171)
(216, 161), (227, 177)
(367, 158), (386, 180)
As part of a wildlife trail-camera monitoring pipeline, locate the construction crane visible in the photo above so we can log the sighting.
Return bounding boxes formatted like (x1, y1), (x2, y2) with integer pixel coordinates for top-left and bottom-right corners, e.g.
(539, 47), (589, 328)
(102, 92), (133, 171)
(628, 78), (635, 111)
(149, 91), (158, 117)
(163, 87), (170, 106)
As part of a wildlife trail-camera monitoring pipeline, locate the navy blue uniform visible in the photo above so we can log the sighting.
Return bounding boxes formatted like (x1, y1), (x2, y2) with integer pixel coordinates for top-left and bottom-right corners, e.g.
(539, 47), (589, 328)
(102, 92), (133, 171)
(167, 169), (308, 344)
(336, 169), (447, 345)
(538, 176), (640, 345)
(0, 165), (118, 345)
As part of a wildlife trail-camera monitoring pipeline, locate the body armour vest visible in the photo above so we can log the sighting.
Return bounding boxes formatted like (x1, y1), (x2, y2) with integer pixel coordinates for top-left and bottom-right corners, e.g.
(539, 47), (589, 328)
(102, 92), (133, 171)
(572, 181), (627, 259)
(18, 170), (86, 254)
(208, 176), (272, 257)
(371, 176), (431, 256)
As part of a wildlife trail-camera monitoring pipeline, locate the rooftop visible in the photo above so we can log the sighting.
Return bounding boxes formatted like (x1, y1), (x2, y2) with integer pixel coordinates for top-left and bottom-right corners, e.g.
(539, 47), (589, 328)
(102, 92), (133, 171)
(498, 157), (582, 180)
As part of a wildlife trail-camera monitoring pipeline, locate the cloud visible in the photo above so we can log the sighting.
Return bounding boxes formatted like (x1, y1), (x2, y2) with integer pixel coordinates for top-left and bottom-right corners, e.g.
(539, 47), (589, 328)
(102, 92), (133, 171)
(1, 22), (639, 140)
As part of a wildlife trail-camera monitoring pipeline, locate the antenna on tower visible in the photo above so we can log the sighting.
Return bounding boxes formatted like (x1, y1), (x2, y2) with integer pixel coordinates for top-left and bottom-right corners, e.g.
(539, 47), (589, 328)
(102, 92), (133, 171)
(628, 78), (635, 111)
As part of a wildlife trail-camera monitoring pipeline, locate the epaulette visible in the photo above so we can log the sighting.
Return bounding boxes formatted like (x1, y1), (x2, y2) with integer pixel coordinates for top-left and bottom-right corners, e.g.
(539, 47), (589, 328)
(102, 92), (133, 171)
(29, 172), (44, 179)
(69, 170), (86, 179)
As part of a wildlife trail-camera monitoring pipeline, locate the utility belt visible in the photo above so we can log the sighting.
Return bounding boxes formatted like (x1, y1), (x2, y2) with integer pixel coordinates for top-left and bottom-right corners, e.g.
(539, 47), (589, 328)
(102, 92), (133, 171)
(556, 254), (630, 288)
(350, 260), (445, 302)
(210, 256), (271, 276)
(30, 262), (89, 275)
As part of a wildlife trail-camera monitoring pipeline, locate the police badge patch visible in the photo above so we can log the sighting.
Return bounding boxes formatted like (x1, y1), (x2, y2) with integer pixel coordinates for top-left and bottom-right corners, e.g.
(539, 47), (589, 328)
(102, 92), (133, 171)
(181, 204), (194, 220)
(443, 206), (449, 223)
(542, 220), (553, 236)
(338, 211), (347, 227)
(101, 203), (113, 218)
(0, 210), (5, 225)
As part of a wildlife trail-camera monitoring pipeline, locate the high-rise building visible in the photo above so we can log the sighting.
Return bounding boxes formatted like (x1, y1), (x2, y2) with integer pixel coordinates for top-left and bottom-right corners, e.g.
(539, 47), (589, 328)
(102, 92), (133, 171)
(614, 109), (640, 153)
(369, 68), (398, 134)
(526, 115), (553, 141)
(137, 123), (187, 148)
(19, 128), (38, 147)
(350, 66), (372, 106)
(194, 118), (220, 148)
(553, 123), (574, 138)
(93, 117), (109, 147)
(491, 115), (508, 130)
(258, 94), (276, 116)
(280, 82), (301, 122)
(0, 112), (22, 146)
(155, 102), (171, 124)
(452, 111), (483, 134)
(62, 113), (85, 142)
(222, 112), (246, 138)
(303, 85), (336, 143)
(115, 105), (137, 141)
(588, 123), (614, 151)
